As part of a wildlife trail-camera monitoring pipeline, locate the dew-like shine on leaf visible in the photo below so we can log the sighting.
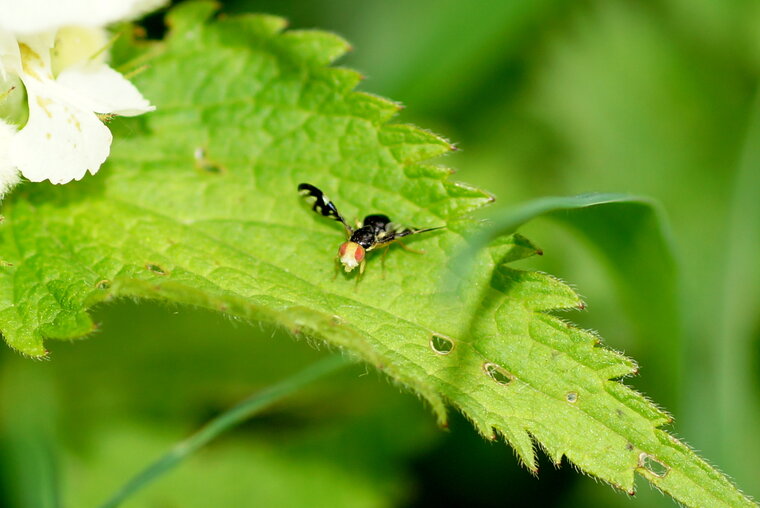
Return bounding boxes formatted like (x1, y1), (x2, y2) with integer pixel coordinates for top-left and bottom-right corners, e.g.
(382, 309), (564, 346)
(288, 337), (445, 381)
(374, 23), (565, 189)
(0, 3), (752, 506)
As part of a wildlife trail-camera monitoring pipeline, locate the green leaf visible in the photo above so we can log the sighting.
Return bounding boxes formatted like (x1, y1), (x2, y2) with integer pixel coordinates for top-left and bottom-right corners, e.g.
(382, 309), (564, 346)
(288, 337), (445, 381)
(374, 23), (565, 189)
(457, 194), (682, 408)
(0, 3), (752, 506)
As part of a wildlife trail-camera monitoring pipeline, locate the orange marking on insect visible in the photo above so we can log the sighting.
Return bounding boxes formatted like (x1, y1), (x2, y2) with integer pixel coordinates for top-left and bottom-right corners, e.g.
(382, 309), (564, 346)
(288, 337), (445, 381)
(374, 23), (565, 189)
(338, 241), (365, 272)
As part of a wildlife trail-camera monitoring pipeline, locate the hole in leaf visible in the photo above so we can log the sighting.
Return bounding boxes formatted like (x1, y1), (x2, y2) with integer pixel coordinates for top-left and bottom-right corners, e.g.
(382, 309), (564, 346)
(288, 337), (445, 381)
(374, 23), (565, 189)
(638, 453), (669, 478)
(145, 263), (168, 275)
(430, 333), (454, 355)
(483, 363), (513, 385)
(94, 279), (111, 289)
(565, 391), (578, 403)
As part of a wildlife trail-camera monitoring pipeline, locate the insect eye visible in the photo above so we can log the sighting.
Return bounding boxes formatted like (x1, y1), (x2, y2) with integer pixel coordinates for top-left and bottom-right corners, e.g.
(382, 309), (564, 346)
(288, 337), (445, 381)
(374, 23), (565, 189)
(354, 245), (365, 262)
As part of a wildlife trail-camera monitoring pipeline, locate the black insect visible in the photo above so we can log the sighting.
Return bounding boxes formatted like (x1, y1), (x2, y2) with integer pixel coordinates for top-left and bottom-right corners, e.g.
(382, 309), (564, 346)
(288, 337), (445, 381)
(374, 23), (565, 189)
(298, 183), (444, 274)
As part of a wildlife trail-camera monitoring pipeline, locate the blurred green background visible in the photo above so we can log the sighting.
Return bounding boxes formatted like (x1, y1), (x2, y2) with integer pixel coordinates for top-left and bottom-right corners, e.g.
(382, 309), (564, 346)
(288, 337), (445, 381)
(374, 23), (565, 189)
(1, 1), (759, 506)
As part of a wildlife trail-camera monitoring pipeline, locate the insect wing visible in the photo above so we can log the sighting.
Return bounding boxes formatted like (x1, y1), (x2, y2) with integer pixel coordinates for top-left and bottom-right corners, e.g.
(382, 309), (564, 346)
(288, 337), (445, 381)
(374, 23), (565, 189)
(375, 222), (444, 246)
(298, 183), (352, 232)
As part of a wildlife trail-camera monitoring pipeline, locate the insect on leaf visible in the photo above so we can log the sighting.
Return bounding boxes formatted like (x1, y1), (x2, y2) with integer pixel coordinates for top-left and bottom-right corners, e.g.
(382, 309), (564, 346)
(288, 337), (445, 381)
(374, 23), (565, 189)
(0, 3), (752, 507)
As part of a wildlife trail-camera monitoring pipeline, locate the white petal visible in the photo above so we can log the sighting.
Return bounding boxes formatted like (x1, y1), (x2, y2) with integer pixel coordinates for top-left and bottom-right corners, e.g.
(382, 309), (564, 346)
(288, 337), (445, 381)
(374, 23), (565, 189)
(16, 32), (56, 75)
(9, 80), (112, 184)
(56, 64), (155, 116)
(0, 120), (20, 197)
(0, 28), (20, 78)
(0, 0), (164, 35)
(51, 27), (109, 72)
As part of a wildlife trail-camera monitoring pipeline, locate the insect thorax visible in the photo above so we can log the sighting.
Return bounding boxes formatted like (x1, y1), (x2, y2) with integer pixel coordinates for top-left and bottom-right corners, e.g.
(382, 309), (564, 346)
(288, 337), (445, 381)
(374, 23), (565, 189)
(349, 227), (376, 249)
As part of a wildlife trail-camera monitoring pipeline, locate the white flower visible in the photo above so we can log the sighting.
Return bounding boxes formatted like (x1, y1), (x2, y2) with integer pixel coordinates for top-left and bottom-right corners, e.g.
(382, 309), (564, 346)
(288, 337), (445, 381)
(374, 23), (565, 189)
(0, 0), (165, 35)
(0, 0), (163, 188)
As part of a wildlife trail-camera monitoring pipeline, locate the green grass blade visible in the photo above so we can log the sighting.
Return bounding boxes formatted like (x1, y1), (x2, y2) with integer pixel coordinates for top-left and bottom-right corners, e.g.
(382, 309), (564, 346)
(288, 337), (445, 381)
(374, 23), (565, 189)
(97, 354), (350, 508)
(471, 193), (662, 234)
(0, 363), (60, 508)
(712, 89), (760, 492)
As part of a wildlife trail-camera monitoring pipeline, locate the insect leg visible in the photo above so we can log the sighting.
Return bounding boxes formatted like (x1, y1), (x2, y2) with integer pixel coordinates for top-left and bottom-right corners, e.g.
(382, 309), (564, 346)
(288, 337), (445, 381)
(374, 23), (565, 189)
(352, 259), (367, 287)
(380, 246), (391, 279)
(396, 239), (425, 254)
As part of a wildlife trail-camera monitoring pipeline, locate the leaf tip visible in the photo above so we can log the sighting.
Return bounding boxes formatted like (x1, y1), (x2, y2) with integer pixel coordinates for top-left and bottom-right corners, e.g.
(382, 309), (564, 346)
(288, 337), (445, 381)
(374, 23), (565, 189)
(165, 0), (220, 34)
(19, 345), (50, 361)
(281, 29), (353, 66)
